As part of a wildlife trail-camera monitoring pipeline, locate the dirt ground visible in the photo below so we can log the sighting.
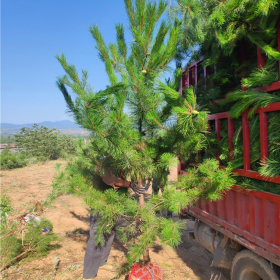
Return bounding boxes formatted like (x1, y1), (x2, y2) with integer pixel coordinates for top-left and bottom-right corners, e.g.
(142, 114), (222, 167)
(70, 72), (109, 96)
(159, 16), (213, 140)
(0, 160), (230, 280)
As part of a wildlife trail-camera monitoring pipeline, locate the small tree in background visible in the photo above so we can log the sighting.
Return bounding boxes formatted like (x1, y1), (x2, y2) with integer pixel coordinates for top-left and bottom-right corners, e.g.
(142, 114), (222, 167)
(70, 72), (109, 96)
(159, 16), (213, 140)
(15, 124), (76, 161)
(55, 0), (235, 267)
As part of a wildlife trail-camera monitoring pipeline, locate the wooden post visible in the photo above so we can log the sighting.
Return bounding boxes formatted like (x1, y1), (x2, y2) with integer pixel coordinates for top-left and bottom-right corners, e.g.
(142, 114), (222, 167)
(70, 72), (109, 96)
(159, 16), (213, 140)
(242, 113), (251, 170)
(228, 118), (235, 161)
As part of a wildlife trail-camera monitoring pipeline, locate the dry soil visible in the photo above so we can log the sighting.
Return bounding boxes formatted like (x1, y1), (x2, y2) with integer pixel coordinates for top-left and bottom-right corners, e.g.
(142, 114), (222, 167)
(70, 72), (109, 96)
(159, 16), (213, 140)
(0, 160), (230, 280)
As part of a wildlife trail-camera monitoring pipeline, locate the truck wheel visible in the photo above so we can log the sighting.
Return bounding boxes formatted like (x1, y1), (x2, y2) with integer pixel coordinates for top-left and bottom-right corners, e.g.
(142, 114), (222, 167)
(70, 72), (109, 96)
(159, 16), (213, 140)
(231, 250), (279, 280)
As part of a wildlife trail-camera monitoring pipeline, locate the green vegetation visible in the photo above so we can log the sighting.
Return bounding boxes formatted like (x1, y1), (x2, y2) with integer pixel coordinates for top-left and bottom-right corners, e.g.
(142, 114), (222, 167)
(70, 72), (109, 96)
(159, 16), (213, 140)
(50, 154), (234, 265)
(54, 0), (236, 265)
(0, 124), (78, 170)
(56, 0), (208, 186)
(0, 135), (15, 144)
(172, 0), (280, 193)
(0, 148), (27, 170)
(15, 124), (76, 161)
(0, 193), (59, 271)
(6, 0), (280, 275)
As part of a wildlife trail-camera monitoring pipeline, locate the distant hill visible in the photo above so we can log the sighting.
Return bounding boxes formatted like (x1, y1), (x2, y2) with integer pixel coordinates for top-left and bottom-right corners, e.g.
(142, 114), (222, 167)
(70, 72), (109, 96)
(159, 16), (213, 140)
(1, 120), (90, 135)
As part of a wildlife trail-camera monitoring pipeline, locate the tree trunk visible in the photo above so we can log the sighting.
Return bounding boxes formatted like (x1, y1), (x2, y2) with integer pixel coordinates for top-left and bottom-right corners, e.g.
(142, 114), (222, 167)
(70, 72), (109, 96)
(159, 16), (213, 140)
(138, 179), (151, 265)
(139, 193), (145, 208)
(138, 179), (145, 208)
(142, 248), (151, 264)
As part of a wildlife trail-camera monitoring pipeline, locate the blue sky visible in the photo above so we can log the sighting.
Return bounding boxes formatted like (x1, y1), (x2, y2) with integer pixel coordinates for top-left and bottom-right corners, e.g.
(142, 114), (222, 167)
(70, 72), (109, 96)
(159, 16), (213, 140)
(1, 1), (128, 124)
(2, 0), (176, 124)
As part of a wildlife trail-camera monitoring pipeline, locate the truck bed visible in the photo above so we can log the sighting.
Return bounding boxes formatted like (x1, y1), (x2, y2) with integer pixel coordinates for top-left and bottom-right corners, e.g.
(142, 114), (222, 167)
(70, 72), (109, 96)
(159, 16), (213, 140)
(187, 186), (280, 266)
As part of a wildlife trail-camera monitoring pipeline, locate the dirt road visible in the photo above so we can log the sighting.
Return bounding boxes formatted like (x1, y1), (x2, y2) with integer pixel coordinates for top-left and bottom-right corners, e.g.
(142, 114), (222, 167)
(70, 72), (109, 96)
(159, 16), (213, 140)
(0, 160), (230, 280)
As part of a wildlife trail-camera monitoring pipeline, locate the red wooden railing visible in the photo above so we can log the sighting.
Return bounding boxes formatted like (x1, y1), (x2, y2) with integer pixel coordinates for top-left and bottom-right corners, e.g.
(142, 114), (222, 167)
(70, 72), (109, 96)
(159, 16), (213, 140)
(179, 19), (280, 183)
(180, 19), (280, 93)
(208, 103), (280, 184)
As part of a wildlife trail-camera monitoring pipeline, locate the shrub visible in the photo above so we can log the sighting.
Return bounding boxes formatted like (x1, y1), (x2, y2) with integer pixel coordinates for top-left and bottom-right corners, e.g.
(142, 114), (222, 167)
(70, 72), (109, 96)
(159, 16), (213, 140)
(15, 124), (77, 161)
(0, 193), (59, 271)
(0, 148), (27, 170)
(0, 191), (13, 230)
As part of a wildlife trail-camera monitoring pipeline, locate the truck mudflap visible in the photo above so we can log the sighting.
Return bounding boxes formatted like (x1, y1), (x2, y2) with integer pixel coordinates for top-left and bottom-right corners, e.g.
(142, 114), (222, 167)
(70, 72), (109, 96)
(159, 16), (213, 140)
(211, 235), (241, 269)
(193, 220), (241, 269)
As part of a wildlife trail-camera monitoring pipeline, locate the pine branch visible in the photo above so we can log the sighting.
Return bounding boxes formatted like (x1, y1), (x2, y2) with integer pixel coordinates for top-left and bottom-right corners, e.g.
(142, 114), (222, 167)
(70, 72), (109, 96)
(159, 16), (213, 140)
(222, 90), (280, 118)
(0, 249), (35, 272)
(259, 158), (280, 178)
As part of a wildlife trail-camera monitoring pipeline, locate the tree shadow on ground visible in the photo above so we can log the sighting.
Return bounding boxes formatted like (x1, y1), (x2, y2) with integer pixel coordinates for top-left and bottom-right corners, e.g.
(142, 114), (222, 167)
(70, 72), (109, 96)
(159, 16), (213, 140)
(66, 228), (89, 243)
(113, 238), (129, 255)
(69, 210), (90, 223)
(152, 244), (164, 253)
(65, 211), (231, 279)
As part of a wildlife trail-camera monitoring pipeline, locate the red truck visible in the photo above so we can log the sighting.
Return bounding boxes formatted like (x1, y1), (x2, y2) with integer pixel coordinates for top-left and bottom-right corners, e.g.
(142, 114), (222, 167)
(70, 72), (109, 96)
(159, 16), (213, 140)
(179, 22), (280, 280)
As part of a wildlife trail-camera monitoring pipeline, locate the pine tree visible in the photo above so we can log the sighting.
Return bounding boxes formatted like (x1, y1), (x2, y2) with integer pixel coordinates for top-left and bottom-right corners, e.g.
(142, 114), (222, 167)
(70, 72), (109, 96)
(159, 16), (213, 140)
(172, 0), (280, 193)
(55, 0), (235, 268)
(56, 0), (209, 191)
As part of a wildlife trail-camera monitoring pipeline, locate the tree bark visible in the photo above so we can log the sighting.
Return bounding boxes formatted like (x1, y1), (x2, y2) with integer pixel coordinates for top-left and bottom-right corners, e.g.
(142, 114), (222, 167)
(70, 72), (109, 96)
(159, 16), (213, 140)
(142, 248), (151, 264)
(139, 194), (145, 208)
(138, 179), (151, 265)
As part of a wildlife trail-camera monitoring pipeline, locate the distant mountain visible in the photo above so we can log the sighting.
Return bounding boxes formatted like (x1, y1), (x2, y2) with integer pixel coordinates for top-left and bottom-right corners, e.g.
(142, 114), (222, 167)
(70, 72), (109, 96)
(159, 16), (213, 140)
(1, 120), (89, 135)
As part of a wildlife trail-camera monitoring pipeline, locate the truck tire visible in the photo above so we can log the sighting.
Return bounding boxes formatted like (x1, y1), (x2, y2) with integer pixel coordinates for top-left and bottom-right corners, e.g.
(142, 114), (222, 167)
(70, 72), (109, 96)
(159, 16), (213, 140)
(231, 250), (279, 280)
